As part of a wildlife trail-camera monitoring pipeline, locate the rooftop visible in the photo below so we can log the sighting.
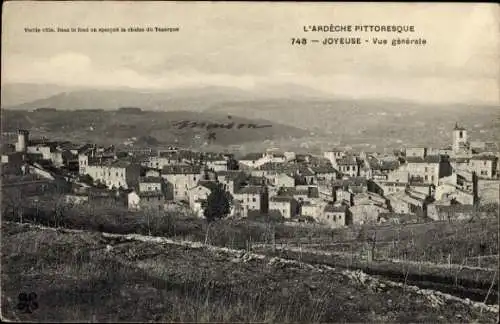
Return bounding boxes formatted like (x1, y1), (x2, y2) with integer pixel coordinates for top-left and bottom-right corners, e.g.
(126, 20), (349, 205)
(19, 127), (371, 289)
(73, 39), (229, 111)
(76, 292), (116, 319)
(470, 155), (498, 161)
(377, 180), (407, 186)
(333, 177), (367, 187)
(137, 191), (164, 198)
(235, 185), (265, 195)
(162, 165), (201, 175)
(406, 155), (441, 164)
(88, 158), (134, 168)
(337, 156), (357, 166)
(140, 176), (163, 183)
(258, 162), (287, 171)
(217, 170), (246, 180)
(197, 180), (221, 192)
(310, 165), (338, 174)
(298, 167), (315, 177)
(435, 204), (475, 213)
(270, 196), (296, 203)
(379, 160), (400, 171)
(450, 157), (470, 163)
(324, 204), (347, 213)
(240, 153), (263, 161)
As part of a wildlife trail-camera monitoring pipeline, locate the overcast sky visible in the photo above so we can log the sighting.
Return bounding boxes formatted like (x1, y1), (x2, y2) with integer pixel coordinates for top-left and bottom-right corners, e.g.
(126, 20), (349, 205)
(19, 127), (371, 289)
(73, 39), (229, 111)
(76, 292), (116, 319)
(2, 1), (499, 105)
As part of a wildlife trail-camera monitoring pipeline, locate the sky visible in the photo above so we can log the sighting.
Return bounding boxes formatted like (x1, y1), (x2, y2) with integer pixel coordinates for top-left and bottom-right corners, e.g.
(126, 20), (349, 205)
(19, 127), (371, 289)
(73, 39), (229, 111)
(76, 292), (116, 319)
(2, 1), (499, 105)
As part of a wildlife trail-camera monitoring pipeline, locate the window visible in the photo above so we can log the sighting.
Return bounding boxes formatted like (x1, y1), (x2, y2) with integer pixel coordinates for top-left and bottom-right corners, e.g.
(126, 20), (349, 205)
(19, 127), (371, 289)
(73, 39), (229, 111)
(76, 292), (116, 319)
(158, 196), (161, 201)
(116, 172), (118, 177)
(252, 197), (256, 202)
(459, 131), (463, 138)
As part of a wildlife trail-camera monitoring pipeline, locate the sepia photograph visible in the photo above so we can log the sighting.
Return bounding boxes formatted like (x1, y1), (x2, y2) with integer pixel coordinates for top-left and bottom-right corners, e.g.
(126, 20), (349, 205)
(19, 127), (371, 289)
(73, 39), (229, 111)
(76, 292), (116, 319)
(1, 1), (499, 322)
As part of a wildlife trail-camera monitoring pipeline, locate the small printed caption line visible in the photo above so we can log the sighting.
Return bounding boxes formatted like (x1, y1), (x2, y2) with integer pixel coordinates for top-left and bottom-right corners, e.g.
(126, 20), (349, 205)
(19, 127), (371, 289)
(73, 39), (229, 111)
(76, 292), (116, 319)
(24, 26), (180, 33)
(292, 37), (427, 46)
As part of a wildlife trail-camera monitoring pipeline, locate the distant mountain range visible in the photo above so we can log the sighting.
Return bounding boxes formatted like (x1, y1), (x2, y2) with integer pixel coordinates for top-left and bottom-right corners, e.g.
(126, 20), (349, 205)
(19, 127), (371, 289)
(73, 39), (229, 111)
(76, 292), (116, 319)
(2, 83), (498, 150)
(1, 82), (333, 111)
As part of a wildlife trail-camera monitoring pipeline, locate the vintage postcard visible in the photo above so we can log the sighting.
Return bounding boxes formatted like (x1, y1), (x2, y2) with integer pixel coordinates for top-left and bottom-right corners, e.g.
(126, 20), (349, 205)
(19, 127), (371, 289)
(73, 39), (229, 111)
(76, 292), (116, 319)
(1, 1), (499, 323)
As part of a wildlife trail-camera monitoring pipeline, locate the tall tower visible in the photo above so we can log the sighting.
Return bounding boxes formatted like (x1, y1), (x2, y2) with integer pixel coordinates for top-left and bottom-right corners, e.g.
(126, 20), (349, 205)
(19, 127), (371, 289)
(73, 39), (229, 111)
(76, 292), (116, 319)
(452, 123), (467, 154)
(15, 129), (29, 152)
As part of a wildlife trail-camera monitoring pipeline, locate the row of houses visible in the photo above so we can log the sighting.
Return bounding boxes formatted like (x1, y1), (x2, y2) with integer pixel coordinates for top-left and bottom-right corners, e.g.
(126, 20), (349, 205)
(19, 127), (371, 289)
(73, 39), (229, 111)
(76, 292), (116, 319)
(3, 124), (498, 228)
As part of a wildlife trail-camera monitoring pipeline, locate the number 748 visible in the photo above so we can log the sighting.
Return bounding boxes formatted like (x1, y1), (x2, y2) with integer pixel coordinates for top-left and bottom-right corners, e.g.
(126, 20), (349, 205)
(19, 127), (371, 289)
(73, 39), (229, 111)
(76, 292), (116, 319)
(291, 38), (307, 45)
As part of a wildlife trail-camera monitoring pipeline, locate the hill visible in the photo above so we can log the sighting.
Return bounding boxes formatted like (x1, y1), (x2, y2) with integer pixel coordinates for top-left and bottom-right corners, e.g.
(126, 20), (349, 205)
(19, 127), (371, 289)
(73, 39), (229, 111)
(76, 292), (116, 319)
(1, 109), (309, 149)
(207, 99), (500, 149)
(2, 83), (332, 112)
(0, 83), (89, 107)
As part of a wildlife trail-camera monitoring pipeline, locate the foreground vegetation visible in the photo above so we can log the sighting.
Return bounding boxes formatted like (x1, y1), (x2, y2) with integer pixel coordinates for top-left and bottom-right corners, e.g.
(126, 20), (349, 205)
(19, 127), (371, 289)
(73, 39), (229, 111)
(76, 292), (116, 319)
(4, 193), (497, 267)
(2, 222), (498, 323)
(275, 216), (499, 266)
(3, 190), (498, 308)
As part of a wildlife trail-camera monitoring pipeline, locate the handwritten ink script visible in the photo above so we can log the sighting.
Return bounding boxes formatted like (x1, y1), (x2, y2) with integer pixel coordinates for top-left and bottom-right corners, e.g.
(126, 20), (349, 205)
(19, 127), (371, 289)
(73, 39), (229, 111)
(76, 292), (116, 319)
(172, 121), (273, 130)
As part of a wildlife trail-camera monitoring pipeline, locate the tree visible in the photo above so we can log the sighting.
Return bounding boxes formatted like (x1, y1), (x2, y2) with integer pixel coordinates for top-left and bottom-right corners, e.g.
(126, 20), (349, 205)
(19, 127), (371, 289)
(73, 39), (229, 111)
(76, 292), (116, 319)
(202, 183), (232, 244)
(227, 157), (239, 171)
(80, 174), (94, 185)
(2, 187), (24, 222)
(203, 184), (232, 222)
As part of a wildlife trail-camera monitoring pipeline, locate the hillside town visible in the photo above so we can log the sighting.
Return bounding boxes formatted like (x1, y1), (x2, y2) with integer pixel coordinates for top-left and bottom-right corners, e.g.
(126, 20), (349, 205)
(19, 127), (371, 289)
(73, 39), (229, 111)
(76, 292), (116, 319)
(1, 123), (499, 227)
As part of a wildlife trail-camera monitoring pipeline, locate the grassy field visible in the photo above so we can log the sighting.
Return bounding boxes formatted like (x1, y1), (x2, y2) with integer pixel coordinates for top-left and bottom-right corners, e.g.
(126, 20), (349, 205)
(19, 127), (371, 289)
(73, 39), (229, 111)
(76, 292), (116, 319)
(3, 192), (499, 310)
(272, 217), (499, 266)
(1, 222), (498, 323)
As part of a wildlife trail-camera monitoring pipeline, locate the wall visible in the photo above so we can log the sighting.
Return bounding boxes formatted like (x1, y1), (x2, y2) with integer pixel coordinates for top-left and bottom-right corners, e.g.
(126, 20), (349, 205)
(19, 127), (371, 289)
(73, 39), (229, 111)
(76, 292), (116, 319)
(469, 159), (496, 179)
(269, 200), (296, 219)
(78, 154), (89, 175)
(139, 182), (162, 192)
(406, 147), (426, 158)
(162, 172), (201, 201)
(477, 179), (500, 205)
(319, 211), (346, 228)
(405, 162), (440, 185)
(350, 204), (386, 225)
(206, 160), (228, 172)
(233, 192), (262, 213)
